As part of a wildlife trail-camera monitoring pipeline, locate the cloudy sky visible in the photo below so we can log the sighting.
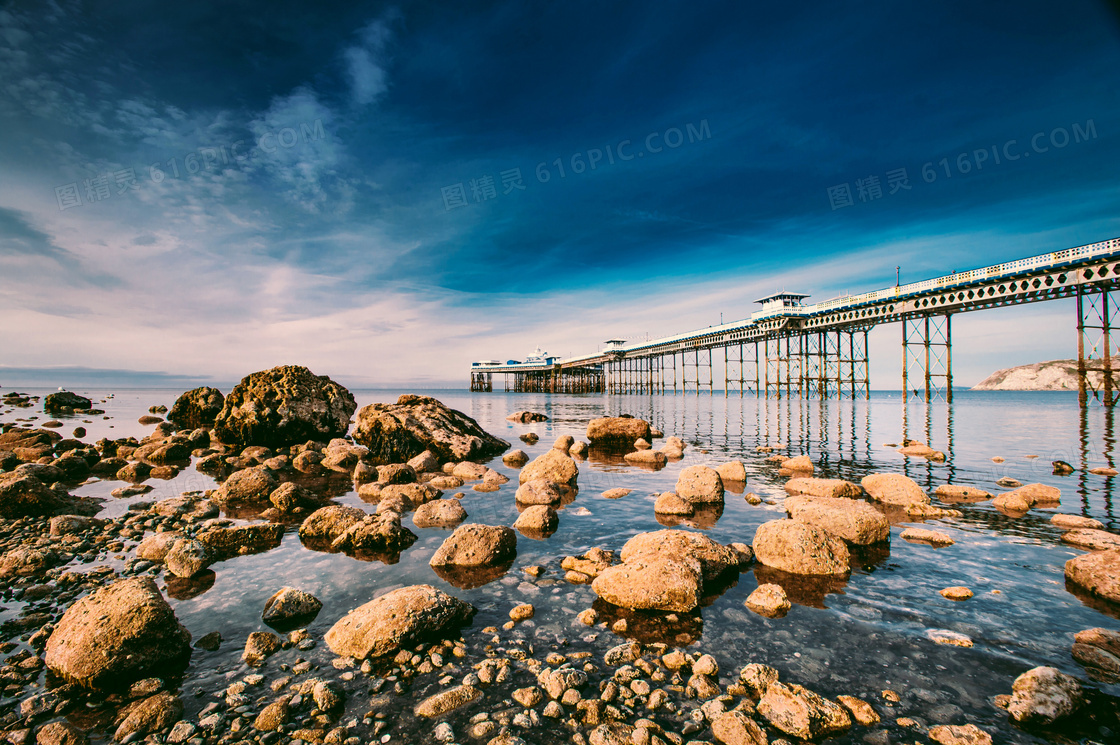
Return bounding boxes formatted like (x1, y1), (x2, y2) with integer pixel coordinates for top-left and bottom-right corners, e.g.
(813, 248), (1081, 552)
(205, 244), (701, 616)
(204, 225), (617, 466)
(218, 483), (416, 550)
(2, 0), (1119, 389)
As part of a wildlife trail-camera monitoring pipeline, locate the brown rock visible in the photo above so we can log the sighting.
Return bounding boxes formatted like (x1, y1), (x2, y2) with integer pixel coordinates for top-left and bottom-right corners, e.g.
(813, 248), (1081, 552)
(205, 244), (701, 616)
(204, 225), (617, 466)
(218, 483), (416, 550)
(940, 586), (973, 600)
(519, 449), (578, 486)
(1052, 514), (1105, 530)
(784, 495), (889, 545)
(934, 484), (992, 503)
(676, 465), (725, 503)
(757, 681), (851, 739)
(1072, 642), (1120, 673)
(994, 483), (1061, 514)
(711, 710), (766, 745)
(324, 585), (474, 659)
(1064, 549), (1120, 603)
(242, 631), (281, 665)
(0, 471), (69, 519)
(745, 583), (790, 617)
(253, 696), (292, 731)
(211, 467), (278, 508)
(716, 460), (747, 484)
(900, 527), (955, 546)
(515, 478), (564, 505)
(1074, 627), (1120, 657)
(752, 519), (850, 576)
(262, 587), (322, 626)
(785, 477), (862, 499)
(114, 693), (183, 741)
(167, 387), (224, 430)
(413, 499), (468, 528)
(1007, 666), (1083, 725)
(299, 505), (366, 543)
(44, 577), (191, 688)
(213, 365), (356, 449)
(586, 417), (651, 444)
(502, 449), (529, 467)
(414, 684), (482, 717)
(836, 695), (879, 725)
(429, 524), (517, 567)
(654, 492), (693, 515)
(591, 556), (703, 612)
(602, 488), (631, 499)
(352, 394), (508, 463)
(623, 449), (667, 467)
(1061, 528), (1120, 551)
(507, 411), (549, 423)
(513, 505), (558, 536)
(619, 529), (738, 582)
(861, 473), (929, 508)
(35, 722), (86, 745)
(780, 455), (814, 473)
(197, 523), (283, 560)
(136, 531), (184, 563)
(929, 724), (992, 745)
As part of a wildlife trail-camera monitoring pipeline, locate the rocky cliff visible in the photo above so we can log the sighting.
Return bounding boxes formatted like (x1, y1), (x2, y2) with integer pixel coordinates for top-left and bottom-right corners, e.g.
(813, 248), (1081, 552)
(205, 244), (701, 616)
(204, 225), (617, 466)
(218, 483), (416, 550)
(972, 359), (1115, 390)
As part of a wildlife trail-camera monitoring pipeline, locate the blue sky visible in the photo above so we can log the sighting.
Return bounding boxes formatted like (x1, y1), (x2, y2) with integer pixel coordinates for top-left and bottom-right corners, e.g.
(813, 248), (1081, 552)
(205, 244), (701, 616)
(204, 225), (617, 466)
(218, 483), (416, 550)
(2, 0), (1119, 388)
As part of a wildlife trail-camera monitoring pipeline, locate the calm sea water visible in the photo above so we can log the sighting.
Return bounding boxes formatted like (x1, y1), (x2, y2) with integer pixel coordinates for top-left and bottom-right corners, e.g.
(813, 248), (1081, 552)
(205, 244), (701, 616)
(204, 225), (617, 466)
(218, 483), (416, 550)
(4, 387), (1119, 744)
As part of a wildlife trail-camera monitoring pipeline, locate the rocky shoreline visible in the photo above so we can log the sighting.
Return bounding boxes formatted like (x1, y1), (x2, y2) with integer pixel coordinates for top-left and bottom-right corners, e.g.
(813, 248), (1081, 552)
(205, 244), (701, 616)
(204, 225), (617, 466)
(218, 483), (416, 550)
(1, 366), (1119, 745)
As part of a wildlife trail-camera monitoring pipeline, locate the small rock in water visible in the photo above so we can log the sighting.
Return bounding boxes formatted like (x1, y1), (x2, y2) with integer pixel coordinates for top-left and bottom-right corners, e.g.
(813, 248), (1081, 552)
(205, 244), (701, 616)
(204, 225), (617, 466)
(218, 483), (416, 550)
(746, 583), (791, 618)
(900, 528), (955, 546)
(928, 724), (992, 745)
(939, 586), (973, 601)
(925, 629), (973, 647)
(996, 477), (1022, 488)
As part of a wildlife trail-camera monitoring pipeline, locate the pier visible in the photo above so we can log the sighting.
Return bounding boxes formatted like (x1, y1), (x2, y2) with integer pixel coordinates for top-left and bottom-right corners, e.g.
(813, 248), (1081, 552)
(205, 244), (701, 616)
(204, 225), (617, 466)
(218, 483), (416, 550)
(471, 237), (1120, 406)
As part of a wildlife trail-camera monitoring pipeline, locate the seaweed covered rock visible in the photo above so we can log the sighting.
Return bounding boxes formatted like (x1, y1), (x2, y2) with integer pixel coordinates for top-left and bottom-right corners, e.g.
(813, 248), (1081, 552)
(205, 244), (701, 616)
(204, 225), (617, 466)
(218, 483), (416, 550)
(167, 387), (225, 430)
(213, 366), (356, 449)
(353, 395), (508, 463)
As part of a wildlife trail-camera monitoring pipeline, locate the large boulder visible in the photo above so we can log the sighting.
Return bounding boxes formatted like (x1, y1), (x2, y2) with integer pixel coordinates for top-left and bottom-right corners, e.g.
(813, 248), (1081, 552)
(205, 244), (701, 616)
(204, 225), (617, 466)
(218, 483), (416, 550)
(752, 519), (850, 576)
(586, 417), (651, 444)
(1007, 666), (1083, 725)
(429, 524), (517, 567)
(44, 577), (191, 688)
(352, 395), (508, 463)
(299, 505), (367, 543)
(197, 523), (284, 560)
(0, 471), (68, 518)
(592, 555), (704, 612)
(324, 585), (474, 659)
(757, 682), (851, 739)
(1065, 549), (1120, 603)
(785, 477), (862, 499)
(330, 512), (417, 555)
(167, 387), (225, 430)
(860, 473), (930, 508)
(518, 449), (578, 486)
(619, 529), (738, 583)
(211, 466), (278, 508)
(994, 483), (1061, 514)
(676, 465), (725, 504)
(44, 391), (92, 413)
(213, 365), (356, 449)
(784, 496), (889, 545)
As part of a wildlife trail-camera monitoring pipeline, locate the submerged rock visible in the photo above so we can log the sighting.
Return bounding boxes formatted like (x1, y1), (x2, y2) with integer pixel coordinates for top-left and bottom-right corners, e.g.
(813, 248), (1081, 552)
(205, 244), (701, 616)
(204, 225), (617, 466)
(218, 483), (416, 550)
(353, 394), (508, 463)
(324, 585), (474, 659)
(44, 577), (191, 688)
(213, 365), (356, 448)
(507, 411), (549, 423)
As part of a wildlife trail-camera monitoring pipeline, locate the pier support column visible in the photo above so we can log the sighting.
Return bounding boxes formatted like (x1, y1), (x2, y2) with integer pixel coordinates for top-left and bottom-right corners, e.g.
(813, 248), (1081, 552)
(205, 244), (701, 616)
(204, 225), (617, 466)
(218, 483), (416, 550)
(1077, 284), (1120, 407)
(902, 314), (952, 403)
